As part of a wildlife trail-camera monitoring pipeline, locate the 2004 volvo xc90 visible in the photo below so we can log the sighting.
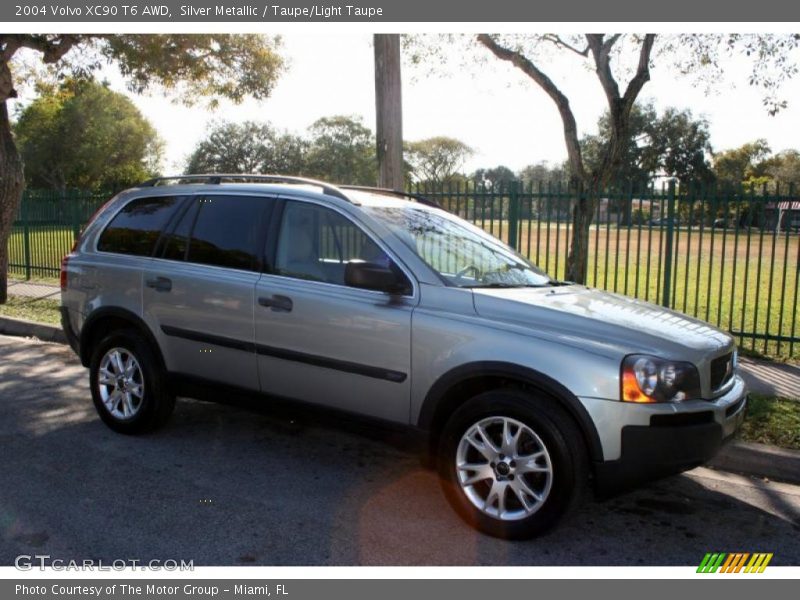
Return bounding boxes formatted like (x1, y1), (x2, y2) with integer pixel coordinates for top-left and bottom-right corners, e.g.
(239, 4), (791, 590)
(60, 175), (747, 539)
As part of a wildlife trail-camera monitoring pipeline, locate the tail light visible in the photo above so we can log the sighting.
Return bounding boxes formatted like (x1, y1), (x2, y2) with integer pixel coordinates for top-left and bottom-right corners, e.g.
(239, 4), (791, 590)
(60, 255), (70, 291)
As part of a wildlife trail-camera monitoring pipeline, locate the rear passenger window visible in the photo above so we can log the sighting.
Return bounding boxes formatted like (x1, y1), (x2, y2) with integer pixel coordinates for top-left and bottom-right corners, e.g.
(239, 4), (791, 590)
(166, 195), (266, 271)
(97, 196), (181, 256)
(162, 200), (199, 262)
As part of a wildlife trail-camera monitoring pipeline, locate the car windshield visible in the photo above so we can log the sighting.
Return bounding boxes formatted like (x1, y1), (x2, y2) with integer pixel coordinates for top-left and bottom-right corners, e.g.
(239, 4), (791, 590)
(364, 205), (551, 288)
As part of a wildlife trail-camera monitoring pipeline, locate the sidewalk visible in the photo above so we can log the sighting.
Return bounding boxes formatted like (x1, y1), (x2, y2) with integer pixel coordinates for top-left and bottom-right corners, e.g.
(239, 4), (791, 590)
(739, 357), (800, 400)
(709, 440), (800, 484)
(7, 278), (60, 300)
(5, 277), (800, 400)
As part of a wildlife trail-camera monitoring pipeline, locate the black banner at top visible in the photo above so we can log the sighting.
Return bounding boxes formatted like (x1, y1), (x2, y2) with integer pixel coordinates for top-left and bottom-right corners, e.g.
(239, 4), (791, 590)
(3, 0), (800, 23)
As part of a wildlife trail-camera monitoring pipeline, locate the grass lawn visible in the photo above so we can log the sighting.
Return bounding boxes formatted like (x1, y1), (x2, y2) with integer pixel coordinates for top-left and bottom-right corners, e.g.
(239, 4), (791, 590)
(8, 225), (74, 280)
(739, 394), (800, 450)
(0, 294), (61, 325)
(472, 219), (800, 361)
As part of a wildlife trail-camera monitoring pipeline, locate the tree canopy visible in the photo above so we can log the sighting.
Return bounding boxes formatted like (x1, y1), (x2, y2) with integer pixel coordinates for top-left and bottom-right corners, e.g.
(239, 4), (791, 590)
(713, 141), (800, 189)
(184, 115), (416, 186)
(14, 79), (162, 190)
(0, 33), (285, 302)
(472, 165), (516, 189)
(518, 161), (569, 185)
(304, 115), (376, 185)
(405, 136), (474, 184)
(186, 121), (305, 175)
(760, 150), (800, 186)
(712, 139), (772, 186)
(581, 102), (714, 185)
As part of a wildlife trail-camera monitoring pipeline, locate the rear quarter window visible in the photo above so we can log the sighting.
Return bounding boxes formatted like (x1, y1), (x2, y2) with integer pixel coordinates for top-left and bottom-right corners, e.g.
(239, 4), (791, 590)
(97, 196), (182, 257)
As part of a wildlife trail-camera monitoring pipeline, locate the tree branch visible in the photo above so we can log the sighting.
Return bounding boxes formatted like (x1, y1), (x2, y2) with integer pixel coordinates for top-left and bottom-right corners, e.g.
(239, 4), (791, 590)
(476, 34), (585, 181)
(603, 34), (622, 54)
(0, 36), (22, 62)
(622, 34), (656, 111)
(586, 34), (621, 105)
(2, 34), (91, 64)
(541, 34), (589, 58)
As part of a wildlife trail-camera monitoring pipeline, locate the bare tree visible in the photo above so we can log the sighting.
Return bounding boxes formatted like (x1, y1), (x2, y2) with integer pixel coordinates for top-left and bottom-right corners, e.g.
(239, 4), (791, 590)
(476, 34), (655, 282)
(406, 33), (800, 283)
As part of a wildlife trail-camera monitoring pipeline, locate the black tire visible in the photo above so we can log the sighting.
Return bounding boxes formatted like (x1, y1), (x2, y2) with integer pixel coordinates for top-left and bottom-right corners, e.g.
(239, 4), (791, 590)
(437, 389), (589, 539)
(89, 329), (175, 434)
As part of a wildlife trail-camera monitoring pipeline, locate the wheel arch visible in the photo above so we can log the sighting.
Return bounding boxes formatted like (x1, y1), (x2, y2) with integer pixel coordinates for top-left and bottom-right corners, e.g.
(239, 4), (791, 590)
(417, 361), (604, 464)
(79, 307), (166, 371)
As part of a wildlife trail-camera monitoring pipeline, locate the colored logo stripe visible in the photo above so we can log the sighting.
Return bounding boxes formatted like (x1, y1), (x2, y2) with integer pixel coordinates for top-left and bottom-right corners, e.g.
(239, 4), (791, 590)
(697, 553), (773, 573)
(721, 553), (749, 573)
(697, 553), (726, 573)
(745, 553), (773, 573)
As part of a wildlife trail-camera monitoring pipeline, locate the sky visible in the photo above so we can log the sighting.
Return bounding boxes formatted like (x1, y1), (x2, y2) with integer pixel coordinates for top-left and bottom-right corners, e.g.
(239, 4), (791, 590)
(12, 33), (800, 175)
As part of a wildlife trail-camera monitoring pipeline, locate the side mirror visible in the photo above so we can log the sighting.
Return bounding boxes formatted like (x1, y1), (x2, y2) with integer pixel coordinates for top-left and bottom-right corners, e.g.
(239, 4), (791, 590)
(344, 261), (409, 295)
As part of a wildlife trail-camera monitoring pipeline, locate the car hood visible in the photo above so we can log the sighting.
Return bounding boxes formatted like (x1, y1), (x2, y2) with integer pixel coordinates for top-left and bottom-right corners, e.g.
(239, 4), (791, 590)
(472, 285), (733, 360)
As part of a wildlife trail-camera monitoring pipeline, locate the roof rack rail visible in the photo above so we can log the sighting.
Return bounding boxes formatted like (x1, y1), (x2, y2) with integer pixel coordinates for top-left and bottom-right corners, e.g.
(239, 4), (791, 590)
(337, 185), (441, 208)
(138, 174), (352, 202)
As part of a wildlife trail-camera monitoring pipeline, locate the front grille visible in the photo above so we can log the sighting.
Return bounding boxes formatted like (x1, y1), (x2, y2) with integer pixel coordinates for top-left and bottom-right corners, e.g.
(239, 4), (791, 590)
(710, 352), (734, 390)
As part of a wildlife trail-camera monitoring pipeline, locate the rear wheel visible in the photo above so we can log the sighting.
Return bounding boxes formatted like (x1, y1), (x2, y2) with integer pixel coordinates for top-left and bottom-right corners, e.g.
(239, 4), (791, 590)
(438, 389), (588, 539)
(89, 329), (175, 434)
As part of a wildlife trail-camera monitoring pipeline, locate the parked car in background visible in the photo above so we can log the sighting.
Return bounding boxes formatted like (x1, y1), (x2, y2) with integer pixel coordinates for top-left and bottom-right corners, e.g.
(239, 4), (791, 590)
(61, 175), (747, 539)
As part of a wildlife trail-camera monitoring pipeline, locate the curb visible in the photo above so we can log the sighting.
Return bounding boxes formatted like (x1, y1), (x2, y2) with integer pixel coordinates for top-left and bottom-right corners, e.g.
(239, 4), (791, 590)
(0, 316), (798, 486)
(0, 315), (67, 345)
(708, 440), (800, 485)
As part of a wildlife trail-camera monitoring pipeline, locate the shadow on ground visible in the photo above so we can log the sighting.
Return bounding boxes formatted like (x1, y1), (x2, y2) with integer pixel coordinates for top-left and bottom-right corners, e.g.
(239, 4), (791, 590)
(0, 337), (798, 566)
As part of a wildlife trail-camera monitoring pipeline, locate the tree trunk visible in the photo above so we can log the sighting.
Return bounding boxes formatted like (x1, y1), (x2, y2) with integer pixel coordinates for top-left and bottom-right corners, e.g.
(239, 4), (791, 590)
(0, 100), (26, 304)
(565, 181), (596, 283)
(374, 34), (404, 190)
(474, 33), (655, 286)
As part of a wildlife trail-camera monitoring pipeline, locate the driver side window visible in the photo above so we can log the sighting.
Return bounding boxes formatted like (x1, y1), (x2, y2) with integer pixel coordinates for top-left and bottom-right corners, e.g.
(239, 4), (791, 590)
(275, 201), (392, 286)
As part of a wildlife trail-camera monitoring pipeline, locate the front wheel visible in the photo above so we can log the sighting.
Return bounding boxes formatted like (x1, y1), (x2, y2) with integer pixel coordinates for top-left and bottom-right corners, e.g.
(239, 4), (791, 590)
(89, 329), (175, 434)
(438, 390), (589, 539)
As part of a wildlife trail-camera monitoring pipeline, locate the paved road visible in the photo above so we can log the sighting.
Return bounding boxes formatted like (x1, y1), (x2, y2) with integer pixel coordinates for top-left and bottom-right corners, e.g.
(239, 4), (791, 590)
(1, 334), (798, 566)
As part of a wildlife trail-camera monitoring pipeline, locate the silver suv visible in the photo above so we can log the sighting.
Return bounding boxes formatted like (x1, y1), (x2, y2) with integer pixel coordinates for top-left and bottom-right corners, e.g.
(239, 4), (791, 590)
(60, 175), (747, 539)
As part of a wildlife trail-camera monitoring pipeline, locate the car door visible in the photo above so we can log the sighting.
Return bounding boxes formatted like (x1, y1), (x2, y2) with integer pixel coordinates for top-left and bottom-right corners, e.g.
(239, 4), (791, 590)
(255, 198), (416, 424)
(142, 193), (273, 391)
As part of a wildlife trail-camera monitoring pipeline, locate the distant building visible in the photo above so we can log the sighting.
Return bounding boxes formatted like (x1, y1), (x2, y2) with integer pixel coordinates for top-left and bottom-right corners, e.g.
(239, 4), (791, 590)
(595, 198), (663, 224)
(765, 200), (800, 232)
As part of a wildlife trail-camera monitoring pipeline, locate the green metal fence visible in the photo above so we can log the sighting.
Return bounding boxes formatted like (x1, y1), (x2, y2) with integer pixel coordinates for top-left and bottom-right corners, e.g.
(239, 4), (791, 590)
(7, 183), (800, 359)
(415, 180), (800, 360)
(8, 189), (111, 280)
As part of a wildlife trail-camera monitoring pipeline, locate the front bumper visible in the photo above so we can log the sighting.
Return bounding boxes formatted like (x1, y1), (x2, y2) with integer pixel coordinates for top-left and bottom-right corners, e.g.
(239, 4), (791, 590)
(591, 376), (748, 495)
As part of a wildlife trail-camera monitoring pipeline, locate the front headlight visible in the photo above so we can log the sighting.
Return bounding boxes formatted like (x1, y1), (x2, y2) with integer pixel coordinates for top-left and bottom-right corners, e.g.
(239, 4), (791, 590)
(621, 354), (702, 403)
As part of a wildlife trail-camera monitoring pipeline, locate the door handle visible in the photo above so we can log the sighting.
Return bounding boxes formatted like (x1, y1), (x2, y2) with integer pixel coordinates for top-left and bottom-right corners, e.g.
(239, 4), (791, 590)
(258, 294), (293, 312)
(146, 276), (172, 292)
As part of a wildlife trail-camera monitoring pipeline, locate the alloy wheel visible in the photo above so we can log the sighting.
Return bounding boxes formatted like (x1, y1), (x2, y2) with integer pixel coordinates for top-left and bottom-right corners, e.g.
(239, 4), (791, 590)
(455, 416), (553, 521)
